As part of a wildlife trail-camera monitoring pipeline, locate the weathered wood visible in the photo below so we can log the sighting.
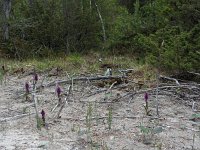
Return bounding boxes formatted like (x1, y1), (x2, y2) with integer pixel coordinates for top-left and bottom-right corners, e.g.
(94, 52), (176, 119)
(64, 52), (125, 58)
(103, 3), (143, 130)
(188, 71), (200, 76)
(159, 75), (180, 86)
(46, 76), (127, 87)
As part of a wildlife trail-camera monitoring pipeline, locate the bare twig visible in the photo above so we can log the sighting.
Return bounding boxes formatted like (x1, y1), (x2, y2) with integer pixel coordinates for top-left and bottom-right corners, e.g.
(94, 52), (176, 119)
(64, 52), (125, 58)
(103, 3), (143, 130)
(108, 81), (117, 91)
(46, 75), (126, 87)
(156, 73), (159, 116)
(51, 103), (59, 112)
(159, 75), (180, 86)
(118, 69), (134, 76)
(188, 71), (200, 76)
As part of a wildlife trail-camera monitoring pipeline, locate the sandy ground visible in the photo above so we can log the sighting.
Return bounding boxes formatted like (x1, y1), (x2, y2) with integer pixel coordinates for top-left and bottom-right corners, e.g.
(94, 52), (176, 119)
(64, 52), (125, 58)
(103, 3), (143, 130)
(0, 74), (200, 150)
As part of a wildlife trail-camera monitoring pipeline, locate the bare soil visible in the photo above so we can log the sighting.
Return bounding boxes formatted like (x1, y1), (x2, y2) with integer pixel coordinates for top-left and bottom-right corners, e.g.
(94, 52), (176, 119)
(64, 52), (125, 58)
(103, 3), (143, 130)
(0, 73), (200, 150)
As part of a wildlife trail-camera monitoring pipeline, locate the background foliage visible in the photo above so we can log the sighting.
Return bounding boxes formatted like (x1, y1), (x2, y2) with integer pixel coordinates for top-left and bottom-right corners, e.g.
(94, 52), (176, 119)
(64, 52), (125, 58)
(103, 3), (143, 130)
(0, 0), (199, 71)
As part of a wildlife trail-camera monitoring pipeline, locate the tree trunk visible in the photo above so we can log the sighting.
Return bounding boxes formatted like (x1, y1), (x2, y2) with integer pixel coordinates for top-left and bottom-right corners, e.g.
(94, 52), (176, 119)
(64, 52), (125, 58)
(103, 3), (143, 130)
(62, 0), (70, 54)
(2, 0), (11, 40)
(89, 0), (92, 10)
(94, 0), (106, 42)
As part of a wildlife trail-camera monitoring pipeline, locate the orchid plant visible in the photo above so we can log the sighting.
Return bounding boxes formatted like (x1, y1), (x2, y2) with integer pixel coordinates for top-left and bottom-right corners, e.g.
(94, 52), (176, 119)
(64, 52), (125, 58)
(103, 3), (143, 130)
(25, 81), (30, 101)
(144, 92), (151, 115)
(41, 109), (45, 126)
(0, 65), (7, 84)
(33, 72), (38, 90)
(56, 83), (62, 104)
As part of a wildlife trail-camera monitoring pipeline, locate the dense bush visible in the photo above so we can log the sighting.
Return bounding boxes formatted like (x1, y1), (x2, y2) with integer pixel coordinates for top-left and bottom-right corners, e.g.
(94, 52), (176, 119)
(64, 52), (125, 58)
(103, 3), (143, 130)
(0, 0), (199, 71)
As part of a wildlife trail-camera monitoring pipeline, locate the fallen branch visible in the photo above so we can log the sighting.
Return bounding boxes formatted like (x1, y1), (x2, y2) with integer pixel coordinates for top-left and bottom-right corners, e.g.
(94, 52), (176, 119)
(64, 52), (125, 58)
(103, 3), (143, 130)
(159, 75), (180, 86)
(51, 103), (59, 112)
(108, 81), (117, 91)
(46, 76), (127, 87)
(187, 71), (200, 76)
(79, 116), (137, 121)
(118, 69), (134, 76)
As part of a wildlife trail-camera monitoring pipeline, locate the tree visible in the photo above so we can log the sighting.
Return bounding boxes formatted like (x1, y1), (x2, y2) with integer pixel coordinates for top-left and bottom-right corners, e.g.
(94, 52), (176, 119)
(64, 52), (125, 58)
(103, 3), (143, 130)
(94, 0), (106, 42)
(2, 0), (11, 40)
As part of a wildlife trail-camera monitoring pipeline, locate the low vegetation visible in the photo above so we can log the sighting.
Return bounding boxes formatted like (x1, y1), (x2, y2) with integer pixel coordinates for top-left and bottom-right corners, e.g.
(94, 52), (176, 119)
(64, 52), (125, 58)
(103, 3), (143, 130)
(0, 0), (199, 72)
(0, 0), (200, 149)
(0, 55), (200, 149)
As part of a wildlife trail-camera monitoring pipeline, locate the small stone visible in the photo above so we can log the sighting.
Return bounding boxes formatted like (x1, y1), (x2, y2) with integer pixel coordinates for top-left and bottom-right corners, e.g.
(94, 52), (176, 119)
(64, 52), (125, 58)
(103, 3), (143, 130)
(110, 136), (114, 140)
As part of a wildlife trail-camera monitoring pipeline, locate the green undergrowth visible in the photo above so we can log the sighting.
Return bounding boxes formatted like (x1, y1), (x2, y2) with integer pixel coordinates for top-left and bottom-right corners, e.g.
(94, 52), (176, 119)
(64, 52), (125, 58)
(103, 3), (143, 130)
(0, 53), (143, 75)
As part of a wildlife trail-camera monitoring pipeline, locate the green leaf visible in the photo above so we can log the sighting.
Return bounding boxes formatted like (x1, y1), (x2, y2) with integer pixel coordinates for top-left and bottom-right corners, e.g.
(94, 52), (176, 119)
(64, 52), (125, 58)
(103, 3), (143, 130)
(152, 127), (163, 134)
(139, 125), (151, 134)
(191, 114), (200, 119)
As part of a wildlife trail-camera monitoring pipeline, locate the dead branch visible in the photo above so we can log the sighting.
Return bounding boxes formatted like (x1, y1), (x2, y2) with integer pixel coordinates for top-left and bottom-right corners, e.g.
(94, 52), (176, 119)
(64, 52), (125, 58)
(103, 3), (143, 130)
(119, 69), (134, 76)
(79, 116), (137, 121)
(108, 81), (117, 91)
(46, 76), (127, 87)
(51, 103), (59, 112)
(159, 75), (180, 86)
(187, 71), (200, 76)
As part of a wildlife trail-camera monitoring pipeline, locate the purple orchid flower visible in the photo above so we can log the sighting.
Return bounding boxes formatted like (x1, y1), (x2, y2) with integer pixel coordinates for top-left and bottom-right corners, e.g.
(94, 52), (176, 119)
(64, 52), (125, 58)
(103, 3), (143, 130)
(33, 73), (38, 82)
(56, 84), (62, 97)
(41, 109), (45, 118)
(41, 109), (45, 124)
(144, 92), (149, 103)
(25, 82), (30, 93)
